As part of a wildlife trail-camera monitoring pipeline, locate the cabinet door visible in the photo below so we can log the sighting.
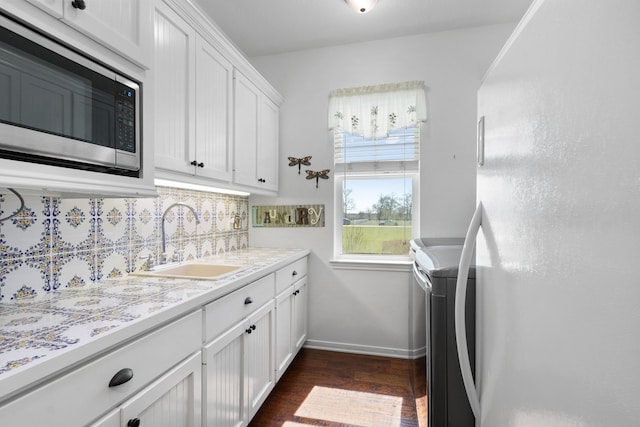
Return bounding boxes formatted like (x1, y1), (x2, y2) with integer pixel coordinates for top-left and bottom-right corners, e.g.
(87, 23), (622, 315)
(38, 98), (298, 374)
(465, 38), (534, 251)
(257, 95), (279, 191)
(275, 286), (294, 380)
(119, 352), (202, 427)
(153, 2), (196, 175)
(245, 300), (275, 419)
(24, 0), (63, 18)
(61, 0), (152, 68)
(195, 34), (233, 181)
(233, 71), (260, 188)
(293, 278), (308, 352)
(203, 321), (247, 427)
(90, 409), (119, 427)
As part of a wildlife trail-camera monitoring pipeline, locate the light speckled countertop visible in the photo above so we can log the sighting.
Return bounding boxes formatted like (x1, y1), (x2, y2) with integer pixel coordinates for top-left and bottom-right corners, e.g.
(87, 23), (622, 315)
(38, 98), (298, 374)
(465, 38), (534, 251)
(0, 247), (309, 403)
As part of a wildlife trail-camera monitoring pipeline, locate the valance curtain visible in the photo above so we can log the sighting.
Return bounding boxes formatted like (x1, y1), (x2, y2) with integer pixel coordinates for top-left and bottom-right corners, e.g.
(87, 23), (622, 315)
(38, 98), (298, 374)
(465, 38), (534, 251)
(328, 81), (427, 139)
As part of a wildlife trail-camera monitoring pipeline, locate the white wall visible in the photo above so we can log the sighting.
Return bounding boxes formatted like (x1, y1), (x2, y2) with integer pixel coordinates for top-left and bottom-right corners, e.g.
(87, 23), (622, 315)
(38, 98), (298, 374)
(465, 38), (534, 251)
(249, 24), (514, 357)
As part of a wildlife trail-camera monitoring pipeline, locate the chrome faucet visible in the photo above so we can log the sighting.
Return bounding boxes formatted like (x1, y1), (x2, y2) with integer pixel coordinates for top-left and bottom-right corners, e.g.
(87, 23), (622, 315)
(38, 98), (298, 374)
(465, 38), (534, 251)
(160, 202), (200, 265)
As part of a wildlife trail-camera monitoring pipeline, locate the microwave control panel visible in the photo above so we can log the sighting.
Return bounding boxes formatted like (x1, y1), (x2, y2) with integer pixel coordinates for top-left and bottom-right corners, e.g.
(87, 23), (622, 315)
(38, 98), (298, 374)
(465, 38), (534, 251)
(116, 85), (136, 153)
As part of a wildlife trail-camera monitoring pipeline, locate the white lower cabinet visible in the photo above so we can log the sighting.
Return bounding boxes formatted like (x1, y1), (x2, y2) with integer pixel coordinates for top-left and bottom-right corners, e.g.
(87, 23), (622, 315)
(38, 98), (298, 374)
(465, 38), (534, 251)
(0, 257), (307, 427)
(275, 277), (308, 380)
(275, 286), (294, 380)
(293, 278), (308, 352)
(201, 273), (277, 426)
(244, 300), (275, 418)
(203, 298), (275, 427)
(274, 257), (308, 379)
(91, 352), (202, 427)
(0, 311), (202, 426)
(202, 320), (246, 427)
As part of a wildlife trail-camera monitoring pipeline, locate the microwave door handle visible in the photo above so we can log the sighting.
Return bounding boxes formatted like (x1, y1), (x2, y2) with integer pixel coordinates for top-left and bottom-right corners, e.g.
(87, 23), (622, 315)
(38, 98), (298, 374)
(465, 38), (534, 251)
(455, 202), (482, 420)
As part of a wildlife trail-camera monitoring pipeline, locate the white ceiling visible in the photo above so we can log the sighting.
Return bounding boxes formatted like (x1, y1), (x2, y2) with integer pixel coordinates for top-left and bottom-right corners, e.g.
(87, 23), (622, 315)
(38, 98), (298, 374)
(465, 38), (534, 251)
(192, 0), (534, 57)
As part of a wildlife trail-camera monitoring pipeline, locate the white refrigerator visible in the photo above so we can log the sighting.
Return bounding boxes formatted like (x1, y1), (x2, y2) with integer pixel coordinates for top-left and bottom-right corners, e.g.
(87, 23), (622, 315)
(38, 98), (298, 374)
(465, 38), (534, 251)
(456, 0), (640, 426)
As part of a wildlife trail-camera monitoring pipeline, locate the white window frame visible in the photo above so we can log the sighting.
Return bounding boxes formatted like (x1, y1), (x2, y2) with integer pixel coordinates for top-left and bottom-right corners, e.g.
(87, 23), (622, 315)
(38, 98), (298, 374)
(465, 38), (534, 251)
(332, 170), (420, 267)
(328, 81), (426, 267)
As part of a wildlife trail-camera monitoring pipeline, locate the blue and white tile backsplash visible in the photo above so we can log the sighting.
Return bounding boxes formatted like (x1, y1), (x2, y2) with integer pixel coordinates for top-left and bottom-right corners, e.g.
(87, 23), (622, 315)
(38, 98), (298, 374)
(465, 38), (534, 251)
(0, 186), (249, 302)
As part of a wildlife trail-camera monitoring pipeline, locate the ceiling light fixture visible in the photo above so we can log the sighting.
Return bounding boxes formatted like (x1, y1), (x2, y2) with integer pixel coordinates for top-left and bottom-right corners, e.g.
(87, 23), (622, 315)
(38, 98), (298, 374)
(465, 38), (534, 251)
(345, 0), (377, 14)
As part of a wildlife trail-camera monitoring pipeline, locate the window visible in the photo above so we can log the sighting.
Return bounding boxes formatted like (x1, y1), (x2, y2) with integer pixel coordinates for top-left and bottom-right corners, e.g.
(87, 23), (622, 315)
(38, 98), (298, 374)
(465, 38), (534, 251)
(329, 81), (427, 259)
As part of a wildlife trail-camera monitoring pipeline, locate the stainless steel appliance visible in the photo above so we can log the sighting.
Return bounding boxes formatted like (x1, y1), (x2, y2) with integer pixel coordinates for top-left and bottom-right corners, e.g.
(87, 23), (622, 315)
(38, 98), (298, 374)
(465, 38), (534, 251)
(410, 238), (475, 427)
(0, 13), (140, 176)
(454, 2), (640, 425)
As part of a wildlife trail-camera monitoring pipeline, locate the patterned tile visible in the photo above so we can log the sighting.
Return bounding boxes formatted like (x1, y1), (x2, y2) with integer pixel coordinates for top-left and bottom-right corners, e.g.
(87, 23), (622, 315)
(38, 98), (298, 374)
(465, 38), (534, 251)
(53, 252), (94, 290)
(0, 248), (306, 382)
(96, 250), (128, 280)
(1, 261), (43, 301)
(54, 199), (95, 255)
(0, 194), (50, 258)
(215, 197), (229, 233)
(0, 187), (249, 304)
(198, 197), (215, 235)
(197, 233), (215, 259)
(97, 198), (130, 249)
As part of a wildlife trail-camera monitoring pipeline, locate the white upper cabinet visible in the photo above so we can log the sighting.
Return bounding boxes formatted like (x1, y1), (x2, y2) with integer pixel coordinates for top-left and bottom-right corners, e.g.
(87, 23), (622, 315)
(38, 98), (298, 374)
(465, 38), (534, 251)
(153, 2), (196, 176)
(194, 34), (233, 182)
(233, 71), (260, 188)
(233, 70), (280, 193)
(25, 0), (152, 69)
(258, 95), (280, 191)
(153, 1), (233, 183)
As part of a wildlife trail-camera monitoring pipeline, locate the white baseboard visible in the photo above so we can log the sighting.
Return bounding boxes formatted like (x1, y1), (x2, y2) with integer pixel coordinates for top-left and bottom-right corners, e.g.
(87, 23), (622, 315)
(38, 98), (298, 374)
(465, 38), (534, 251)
(303, 339), (426, 359)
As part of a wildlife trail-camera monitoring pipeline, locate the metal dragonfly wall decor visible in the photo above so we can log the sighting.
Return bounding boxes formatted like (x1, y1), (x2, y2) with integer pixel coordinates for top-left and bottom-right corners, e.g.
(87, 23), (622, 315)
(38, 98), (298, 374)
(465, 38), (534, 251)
(287, 155), (330, 188)
(288, 156), (312, 174)
(305, 169), (330, 188)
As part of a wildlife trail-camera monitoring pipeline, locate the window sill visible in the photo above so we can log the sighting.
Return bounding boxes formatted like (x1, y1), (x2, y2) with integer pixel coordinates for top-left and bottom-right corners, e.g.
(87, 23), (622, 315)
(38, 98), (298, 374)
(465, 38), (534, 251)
(329, 255), (412, 272)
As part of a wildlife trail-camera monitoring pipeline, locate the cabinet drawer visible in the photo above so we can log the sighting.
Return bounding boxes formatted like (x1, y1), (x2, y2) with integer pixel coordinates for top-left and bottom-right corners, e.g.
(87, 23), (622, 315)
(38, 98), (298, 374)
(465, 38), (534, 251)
(205, 274), (275, 342)
(275, 257), (307, 294)
(0, 310), (202, 427)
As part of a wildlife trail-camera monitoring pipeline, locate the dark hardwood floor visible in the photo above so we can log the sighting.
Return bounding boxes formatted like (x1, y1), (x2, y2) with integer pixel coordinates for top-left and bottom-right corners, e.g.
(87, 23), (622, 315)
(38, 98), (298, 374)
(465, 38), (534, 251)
(249, 348), (427, 427)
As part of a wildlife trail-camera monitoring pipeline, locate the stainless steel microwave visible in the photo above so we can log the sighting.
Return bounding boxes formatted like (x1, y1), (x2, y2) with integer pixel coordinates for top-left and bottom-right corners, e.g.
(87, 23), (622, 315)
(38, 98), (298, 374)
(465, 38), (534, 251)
(0, 14), (140, 177)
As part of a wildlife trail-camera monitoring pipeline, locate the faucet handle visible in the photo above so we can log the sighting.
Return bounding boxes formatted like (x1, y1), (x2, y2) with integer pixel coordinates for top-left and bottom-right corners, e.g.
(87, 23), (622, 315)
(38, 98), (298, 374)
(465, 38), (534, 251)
(170, 250), (183, 263)
(138, 254), (154, 271)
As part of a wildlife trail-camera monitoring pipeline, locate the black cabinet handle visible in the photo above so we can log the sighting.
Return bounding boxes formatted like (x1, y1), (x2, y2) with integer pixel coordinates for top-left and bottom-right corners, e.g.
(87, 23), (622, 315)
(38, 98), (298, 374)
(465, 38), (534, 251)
(71, 0), (86, 9)
(251, 324), (256, 330)
(244, 297), (253, 305)
(128, 418), (141, 427)
(109, 368), (134, 387)
(258, 178), (266, 183)
(292, 270), (298, 276)
(190, 160), (198, 166)
(197, 162), (205, 168)
(246, 328), (252, 334)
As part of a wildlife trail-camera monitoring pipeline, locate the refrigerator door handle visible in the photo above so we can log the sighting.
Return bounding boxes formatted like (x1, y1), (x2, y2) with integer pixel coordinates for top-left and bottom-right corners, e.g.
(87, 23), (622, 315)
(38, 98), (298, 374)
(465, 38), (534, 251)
(455, 202), (482, 420)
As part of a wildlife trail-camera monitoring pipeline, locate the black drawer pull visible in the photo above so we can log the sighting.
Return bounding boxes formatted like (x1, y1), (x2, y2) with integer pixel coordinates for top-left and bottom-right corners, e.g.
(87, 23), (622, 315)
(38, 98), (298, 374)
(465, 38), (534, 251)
(244, 297), (253, 305)
(71, 0), (86, 10)
(109, 368), (134, 387)
(292, 270), (298, 276)
(128, 418), (141, 427)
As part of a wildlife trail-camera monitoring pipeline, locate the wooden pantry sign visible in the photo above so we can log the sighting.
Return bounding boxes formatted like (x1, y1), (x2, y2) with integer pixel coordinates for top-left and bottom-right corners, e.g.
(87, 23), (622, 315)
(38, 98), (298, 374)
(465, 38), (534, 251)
(252, 204), (324, 227)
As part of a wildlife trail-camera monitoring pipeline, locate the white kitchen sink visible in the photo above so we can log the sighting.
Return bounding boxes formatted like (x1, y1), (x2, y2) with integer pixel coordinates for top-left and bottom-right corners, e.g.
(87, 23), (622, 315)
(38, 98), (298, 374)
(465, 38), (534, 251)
(131, 263), (244, 280)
